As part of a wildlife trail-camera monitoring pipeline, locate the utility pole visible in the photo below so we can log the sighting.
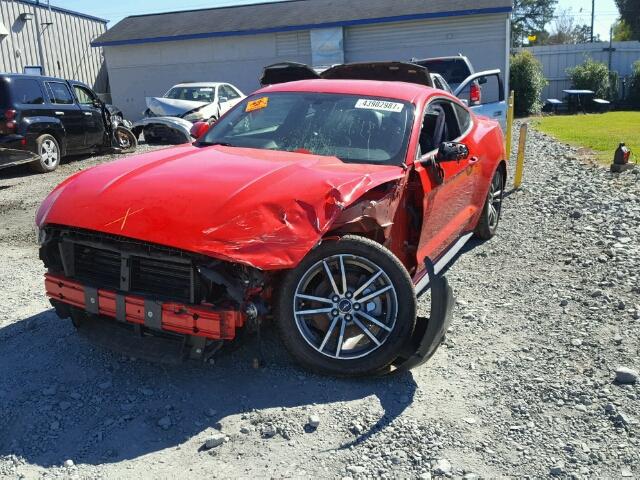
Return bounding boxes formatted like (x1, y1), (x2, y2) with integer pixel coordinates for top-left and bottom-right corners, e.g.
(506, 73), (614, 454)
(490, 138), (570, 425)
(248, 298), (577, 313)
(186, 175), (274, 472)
(34, 0), (46, 74)
(590, 0), (595, 42)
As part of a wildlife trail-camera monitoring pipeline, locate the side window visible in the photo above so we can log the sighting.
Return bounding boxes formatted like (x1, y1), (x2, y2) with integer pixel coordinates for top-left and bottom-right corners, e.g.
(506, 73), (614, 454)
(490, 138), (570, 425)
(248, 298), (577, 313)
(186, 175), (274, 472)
(73, 85), (96, 105)
(419, 100), (462, 155)
(46, 82), (75, 105)
(228, 86), (241, 99)
(12, 79), (45, 104)
(220, 85), (239, 100)
(453, 103), (472, 133)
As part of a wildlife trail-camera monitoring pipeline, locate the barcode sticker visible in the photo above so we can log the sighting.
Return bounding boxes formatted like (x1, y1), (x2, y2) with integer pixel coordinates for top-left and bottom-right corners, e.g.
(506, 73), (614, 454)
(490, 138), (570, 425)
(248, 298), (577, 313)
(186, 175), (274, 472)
(355, 99), (404, 113)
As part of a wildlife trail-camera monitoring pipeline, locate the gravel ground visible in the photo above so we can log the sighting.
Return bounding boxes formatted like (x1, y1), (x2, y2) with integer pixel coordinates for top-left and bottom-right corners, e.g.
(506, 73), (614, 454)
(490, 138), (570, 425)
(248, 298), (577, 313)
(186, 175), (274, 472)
(0, 124), (638, 479)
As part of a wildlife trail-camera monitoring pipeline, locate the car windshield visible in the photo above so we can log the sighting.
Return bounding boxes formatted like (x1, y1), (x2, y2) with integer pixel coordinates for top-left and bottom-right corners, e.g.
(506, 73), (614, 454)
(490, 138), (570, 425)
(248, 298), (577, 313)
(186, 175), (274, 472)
(417, 59), (471, 85)
(165, 86), (215, 103)
(200, 92), (414, 166)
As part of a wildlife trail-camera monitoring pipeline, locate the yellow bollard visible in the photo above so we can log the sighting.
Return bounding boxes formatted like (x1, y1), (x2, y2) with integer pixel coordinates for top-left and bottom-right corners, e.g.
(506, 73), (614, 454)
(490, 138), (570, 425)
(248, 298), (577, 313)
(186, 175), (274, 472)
(513, 123), (528, 189)
(505, 90), (515, 160)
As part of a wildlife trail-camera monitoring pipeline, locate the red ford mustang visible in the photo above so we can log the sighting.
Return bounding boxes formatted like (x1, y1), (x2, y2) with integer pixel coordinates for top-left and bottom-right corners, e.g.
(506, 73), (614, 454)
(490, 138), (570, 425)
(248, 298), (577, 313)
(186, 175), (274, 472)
(36, 64), (506, 376)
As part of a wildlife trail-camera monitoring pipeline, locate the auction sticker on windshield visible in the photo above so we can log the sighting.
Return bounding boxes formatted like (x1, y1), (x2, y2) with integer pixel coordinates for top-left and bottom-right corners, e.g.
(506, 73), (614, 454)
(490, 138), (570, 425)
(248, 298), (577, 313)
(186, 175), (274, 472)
(246, 97), (269, 112)
(355, 99), (404, 113)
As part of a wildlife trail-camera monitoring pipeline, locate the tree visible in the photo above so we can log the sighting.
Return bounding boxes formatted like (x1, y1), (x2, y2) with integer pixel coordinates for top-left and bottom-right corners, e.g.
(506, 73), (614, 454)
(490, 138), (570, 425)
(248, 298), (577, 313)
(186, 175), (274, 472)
(615, 0), (640, 40)
(510, 51), (547, 116)
(512, 0), (558, 46)
(612, 19), (633, 41)
(546, 9), (596, 45)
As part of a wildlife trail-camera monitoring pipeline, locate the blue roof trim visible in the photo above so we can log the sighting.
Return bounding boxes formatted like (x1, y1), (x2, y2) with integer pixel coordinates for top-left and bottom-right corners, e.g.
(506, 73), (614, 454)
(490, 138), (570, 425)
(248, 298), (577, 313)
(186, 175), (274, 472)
(92, 6), (512, 47)
(16, 0), (108, 24)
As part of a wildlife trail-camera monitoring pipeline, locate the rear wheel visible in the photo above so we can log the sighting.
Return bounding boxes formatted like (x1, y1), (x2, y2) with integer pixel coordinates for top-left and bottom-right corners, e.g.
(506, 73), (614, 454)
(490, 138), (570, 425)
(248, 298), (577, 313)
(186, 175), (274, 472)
(474, 168), (504, 240)
(29, 134), (60, 173)
(275, 236), (416, 376)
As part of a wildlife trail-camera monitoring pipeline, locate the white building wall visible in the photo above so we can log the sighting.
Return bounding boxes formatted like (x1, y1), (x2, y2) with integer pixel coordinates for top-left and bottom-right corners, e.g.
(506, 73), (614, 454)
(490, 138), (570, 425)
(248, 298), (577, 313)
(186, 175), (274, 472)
(104, 13), (511, 120)
(105, 31), (311, 119)
(345, 14), (510, 76)
(0, 0), (107, 91)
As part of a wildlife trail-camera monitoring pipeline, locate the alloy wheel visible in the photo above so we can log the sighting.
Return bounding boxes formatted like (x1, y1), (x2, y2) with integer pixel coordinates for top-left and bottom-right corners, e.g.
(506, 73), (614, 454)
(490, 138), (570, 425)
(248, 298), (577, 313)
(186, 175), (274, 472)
(40, 139), (59, 167)
(487, 171), (503, 229)
(293, 254), (398, 360)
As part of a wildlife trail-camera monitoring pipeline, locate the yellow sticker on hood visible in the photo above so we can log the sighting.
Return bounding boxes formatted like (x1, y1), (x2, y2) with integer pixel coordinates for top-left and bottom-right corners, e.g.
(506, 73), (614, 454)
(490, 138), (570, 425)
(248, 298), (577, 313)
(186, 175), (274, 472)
(246, 97), (269, 112)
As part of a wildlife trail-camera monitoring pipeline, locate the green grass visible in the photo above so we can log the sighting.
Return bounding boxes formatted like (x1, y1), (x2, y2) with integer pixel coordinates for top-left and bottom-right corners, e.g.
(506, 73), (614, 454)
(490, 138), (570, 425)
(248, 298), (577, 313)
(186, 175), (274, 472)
(533, 111), (640, 163)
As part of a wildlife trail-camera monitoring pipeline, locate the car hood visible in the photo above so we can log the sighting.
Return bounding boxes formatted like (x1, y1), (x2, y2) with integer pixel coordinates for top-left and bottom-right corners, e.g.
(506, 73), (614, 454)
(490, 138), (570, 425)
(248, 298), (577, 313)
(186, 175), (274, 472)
(37, 145), (405, 269)
(145, 97), (209, 117)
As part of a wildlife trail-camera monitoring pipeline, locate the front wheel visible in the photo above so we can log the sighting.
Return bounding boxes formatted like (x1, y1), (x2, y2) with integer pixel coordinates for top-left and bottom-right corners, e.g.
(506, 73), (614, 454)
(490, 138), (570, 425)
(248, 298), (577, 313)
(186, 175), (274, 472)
(275, 236), (416, 376)
(474, 167), (504, 240)
(113, 126), (137, 153)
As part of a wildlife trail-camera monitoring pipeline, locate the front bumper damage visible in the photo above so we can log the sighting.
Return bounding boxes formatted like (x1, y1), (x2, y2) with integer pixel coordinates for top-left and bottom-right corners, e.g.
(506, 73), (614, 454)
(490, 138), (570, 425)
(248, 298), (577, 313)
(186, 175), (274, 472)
(46, 274), (245, 340)
(132, 116), (193, 144)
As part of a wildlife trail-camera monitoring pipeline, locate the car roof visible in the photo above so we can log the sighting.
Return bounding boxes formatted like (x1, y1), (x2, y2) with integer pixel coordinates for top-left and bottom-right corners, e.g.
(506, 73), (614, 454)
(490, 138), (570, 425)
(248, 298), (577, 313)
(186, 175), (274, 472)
(0, 73), (72, 83)
(257, 79), (438, 104)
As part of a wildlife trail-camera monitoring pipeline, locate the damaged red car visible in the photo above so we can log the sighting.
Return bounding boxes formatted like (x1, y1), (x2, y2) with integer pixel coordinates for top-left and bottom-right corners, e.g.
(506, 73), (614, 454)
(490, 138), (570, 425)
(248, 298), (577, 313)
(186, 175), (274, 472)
(36, 63), (506, 376)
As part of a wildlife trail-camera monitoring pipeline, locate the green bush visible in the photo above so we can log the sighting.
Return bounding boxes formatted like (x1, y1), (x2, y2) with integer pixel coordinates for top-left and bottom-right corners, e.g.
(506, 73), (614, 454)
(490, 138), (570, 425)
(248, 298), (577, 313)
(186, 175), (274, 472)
(510, 50), (547, 117)
(567, 58), (610, 99)
(629, 61), (640, 108)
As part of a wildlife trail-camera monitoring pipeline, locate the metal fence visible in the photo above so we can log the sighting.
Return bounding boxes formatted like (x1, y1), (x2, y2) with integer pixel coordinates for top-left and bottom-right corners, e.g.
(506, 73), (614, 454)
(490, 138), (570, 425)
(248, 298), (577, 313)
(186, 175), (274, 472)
(517, 41), (640, 101)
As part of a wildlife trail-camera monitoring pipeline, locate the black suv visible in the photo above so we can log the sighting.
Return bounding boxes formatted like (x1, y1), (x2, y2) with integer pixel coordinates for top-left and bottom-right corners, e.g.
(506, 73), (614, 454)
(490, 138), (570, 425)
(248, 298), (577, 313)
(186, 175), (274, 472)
(0, 74), (121, 173)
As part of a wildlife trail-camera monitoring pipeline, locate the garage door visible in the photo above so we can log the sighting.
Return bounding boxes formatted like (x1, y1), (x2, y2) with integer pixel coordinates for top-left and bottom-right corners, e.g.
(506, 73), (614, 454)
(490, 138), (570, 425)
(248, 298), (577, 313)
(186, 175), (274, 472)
(344, 14), (508, 74)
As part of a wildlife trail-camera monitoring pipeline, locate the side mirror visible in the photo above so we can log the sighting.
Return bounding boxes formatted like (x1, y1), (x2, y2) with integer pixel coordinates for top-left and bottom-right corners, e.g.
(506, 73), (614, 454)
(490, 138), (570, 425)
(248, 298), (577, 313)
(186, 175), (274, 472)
(218, 96), (229, 104)
(436, 142), (469, 162)
(190, 121), (210, 139)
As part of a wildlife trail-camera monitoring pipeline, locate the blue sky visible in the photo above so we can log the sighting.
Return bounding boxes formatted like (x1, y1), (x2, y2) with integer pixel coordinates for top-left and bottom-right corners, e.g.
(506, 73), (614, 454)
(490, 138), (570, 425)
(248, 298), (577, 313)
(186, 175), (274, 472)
(54, 0), (620, 40)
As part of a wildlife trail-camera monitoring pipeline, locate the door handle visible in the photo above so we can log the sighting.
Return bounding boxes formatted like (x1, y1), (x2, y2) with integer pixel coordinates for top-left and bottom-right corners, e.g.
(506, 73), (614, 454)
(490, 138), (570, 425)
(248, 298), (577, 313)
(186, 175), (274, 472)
(83, 112), (92, 116)
(54, 111), (64, 116)
(469, 156), (480, 164)
(493, 111), (503, 117)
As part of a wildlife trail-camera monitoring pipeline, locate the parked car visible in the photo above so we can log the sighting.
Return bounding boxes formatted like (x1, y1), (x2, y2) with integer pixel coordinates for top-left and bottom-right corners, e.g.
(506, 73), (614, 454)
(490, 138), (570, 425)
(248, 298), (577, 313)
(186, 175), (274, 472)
(36, 62), (506, 376)
(133, 82), (245, 144)
(414, 56), (507, 131)
(412, 55), (475, 91)
(0, 74), (136, 173)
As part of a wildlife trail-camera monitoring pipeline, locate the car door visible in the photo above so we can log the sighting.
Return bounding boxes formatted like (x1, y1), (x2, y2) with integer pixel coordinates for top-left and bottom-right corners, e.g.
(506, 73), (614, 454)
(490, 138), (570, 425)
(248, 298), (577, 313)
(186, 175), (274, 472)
(454, 70), (506, 132)
(43, 81), (85, 151)
(413, 98), (478, 263)
(217, 85), (243, 117)
(71, 83), (104, 148)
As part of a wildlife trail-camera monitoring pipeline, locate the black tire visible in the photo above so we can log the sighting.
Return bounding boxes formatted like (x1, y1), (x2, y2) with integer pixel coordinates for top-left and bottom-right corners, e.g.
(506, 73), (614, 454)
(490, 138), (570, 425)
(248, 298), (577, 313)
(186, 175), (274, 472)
(275, 235), (417, 376)
(114, 127), (137, 153)
(474, 167), (504, 240)
(29, 134), (61, 173)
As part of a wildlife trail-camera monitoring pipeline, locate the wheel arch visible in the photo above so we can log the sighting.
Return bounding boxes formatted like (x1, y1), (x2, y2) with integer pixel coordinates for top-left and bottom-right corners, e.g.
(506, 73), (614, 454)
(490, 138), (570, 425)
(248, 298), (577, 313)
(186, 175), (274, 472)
(33, 124), (67, 157)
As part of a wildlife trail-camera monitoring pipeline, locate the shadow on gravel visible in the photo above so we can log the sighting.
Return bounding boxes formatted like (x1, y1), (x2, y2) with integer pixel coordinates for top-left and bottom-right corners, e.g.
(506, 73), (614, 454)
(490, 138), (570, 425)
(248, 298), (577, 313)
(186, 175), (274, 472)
(0, 309), (416, 467)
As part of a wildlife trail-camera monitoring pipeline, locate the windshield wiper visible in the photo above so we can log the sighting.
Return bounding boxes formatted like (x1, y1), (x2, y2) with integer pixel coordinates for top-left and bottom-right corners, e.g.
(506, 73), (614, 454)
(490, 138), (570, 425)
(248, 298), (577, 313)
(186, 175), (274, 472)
(198, 141), (237, 147)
